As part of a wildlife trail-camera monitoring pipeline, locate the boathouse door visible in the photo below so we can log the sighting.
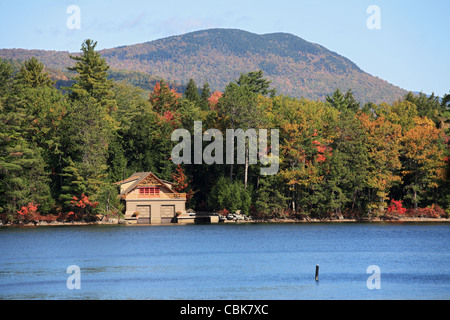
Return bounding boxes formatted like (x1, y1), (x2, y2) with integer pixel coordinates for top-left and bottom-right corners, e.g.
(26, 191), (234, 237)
(136, 205), (151, 224)
(161, 205), (175, 224)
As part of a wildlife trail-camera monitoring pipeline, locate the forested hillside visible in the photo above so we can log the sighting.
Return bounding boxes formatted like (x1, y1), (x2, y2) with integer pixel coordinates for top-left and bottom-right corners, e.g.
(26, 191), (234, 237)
(0, 29), (407, 104)
(0, 39), (449, 224)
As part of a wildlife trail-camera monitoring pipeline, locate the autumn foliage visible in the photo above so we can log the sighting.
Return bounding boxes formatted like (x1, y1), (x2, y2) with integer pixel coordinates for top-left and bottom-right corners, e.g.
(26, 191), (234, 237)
(149, 81), (182, 113)
(67, 194), (99, 220)
(387, 200), (407, 215)
(172, 165), (197, 206)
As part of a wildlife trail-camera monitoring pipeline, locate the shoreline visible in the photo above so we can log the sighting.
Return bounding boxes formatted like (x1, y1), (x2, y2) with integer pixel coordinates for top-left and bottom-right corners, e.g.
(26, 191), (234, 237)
(1, 217), (449, 228)
(248, 217), (450, 224)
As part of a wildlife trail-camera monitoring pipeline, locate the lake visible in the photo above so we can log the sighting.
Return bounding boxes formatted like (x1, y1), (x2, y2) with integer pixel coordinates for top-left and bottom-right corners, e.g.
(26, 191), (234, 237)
(0, 223), (449, 300)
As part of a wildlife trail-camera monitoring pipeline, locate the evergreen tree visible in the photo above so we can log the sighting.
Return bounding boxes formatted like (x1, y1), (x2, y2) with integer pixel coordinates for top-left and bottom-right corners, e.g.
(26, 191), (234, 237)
(67, 39), (117, 116)
(404, 92), (442, 124)
(0, 88), (52, 216)
(237, 70), (276, 97)
(60, 40), (117, 209)
(325, 109), (370, 217)
(200, 81), (211, 110)
(184, 78), (200, 104)
(326, 89), (360, 112)
(16, 57), (54, 88)
(0, 58), (13, 95)
(60, 96), (110, 207)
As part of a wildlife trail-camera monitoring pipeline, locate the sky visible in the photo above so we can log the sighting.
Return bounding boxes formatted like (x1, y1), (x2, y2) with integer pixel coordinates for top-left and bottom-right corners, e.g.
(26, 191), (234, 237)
(0, 0), (449, 96)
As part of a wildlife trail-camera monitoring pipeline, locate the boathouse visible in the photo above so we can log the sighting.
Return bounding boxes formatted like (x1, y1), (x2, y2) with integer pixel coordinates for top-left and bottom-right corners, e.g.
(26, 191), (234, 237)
(115, 172), (186, 224)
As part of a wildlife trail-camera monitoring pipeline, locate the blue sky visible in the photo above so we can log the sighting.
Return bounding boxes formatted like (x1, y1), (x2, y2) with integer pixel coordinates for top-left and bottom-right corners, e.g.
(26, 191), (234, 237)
(0, 0), (449, 96)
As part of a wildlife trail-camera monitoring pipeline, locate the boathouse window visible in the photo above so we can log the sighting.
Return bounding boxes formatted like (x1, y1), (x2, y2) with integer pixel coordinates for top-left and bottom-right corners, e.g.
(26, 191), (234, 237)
(139, 187), (160, 196)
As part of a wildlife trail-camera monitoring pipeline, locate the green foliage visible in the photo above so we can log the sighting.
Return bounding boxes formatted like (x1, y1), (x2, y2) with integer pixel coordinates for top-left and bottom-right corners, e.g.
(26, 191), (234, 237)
(208, 177), (252, 215)
(67, 39), (117, 116)
(237, 70), (276, 97)
(184, 78), (200, 103)
(15, 57), (54, 88)
(326, 89), (360, 112)
(0, 38), (448, 223)
(0, 58), (13, 95)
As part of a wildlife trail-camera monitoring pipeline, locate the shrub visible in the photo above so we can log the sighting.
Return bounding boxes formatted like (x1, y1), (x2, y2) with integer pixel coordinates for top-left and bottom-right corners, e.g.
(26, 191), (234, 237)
(406, 205), (446, 218)
(416, 205), (445, 218)
(387, 200), (406, 215)
(208, 177), (251, 215)
(217, 208), (230, 217)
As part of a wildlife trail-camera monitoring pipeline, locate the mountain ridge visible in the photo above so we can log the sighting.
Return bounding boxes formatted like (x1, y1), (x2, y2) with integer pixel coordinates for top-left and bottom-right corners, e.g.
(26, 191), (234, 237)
(0, 28), (407, 103)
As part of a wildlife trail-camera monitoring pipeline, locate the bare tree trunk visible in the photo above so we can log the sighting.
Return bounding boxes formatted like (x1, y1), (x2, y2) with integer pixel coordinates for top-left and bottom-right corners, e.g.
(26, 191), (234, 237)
(229, 163), (233, 183)
(244, 147), (249, 188)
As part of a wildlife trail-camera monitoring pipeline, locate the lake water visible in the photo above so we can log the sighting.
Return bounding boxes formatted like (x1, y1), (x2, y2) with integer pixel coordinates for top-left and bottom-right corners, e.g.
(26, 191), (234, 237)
(0, 223), (449, 300)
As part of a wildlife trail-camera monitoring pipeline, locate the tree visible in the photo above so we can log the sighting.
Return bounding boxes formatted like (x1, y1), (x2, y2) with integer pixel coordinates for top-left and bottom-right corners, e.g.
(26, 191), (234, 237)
(0, 58), (58, 217)
(237, 70), (276, 97)
(326, 89), (360, 112)
(184, 78), (200, 104)
(404, 92), (442, 124)
(0, 91), (52, 216)
(401, 117), (446, 209)
(254, 175), (288, 218)
(59, 96), (110, 207)
(149, 80), (181, 114)
(442, 92), (450, 110)
(172, 165), (197, 208)
(60, 40), (118, 210)
(200, 81), (211, 110)
(358, 113), (402, 214)
(274, 96), (338, 215)
(217, 82), (262, 184)
(0, 58), (13, 95)
(67, 39), (117, 116)
(208, 177), (251, 215)
(16, 57), (54, 88)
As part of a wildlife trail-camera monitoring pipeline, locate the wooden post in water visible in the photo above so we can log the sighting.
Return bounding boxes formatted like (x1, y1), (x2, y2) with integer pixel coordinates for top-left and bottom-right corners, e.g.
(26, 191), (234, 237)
(315, 265), (319, 282)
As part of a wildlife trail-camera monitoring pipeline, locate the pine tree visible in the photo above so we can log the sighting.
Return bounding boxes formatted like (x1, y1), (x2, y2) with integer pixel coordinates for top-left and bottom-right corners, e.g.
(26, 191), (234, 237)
(60, 96), (110, 208)
(200, 81), (211, 111)
(67, 39), (117, 115)
(0, 90), (52, 216)
(16, 57), (54, 88)
(60, 40), (117, 209)
(184, 78), (200, 104)
(326, 89), (360, 112)
(0, 58), (13, 95)
(237, 70), (276, 97)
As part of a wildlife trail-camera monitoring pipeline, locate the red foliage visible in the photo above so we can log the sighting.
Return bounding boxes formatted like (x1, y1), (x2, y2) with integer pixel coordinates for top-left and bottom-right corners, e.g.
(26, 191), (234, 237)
(387, 200), (407, 215)
(71, 194), (98, 209)
(217, 208), (230, 217)
(415, 205), (446, 218)
(161, 110), (181, 129)
(171, 165), (196, 205)
(68, 194), (99, 220)
(17, 202), (39, 217)
(16, 202), (40, 222)
(208, 91), (223, 109)
(312, 139), (332, 163)
(14, 202), (58, 223)
(149, 81), (181, 113)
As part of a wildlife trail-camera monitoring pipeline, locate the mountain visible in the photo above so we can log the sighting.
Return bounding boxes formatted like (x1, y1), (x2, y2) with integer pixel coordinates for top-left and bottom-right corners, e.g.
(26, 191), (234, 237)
(0, 28), (407, 103)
